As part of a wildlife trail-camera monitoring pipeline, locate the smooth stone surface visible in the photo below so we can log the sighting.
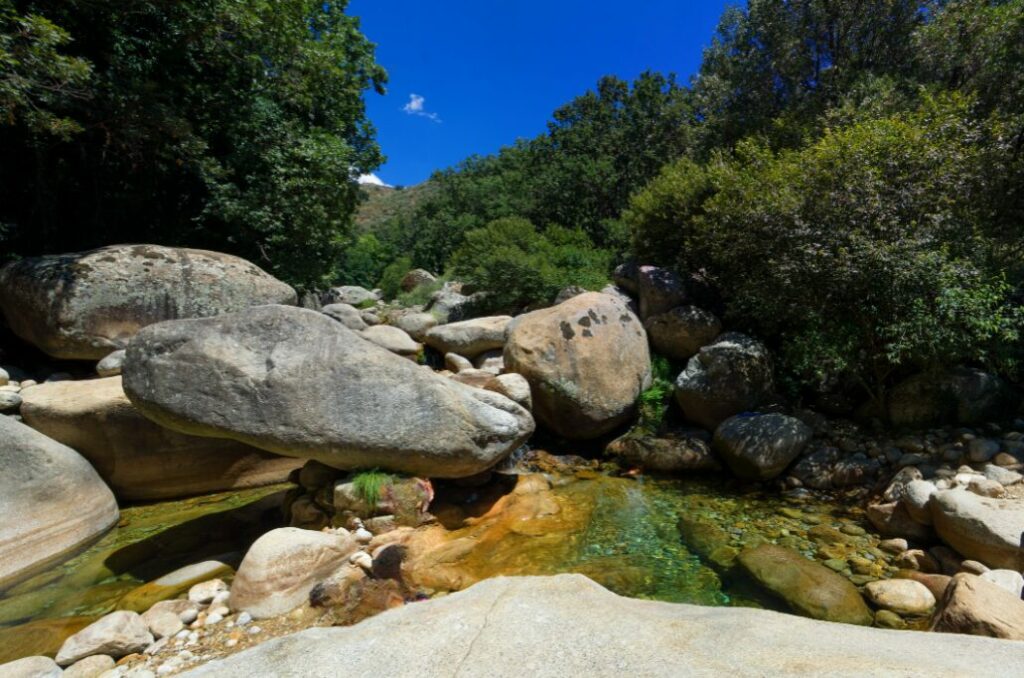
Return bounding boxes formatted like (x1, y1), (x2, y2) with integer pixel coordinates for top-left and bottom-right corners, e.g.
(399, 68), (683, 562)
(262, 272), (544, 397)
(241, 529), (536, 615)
(504, 292), (650, 440)
(95, 350), (126, 378)
(230, 528), (358, 619)
(63, 654), (115, 678)
(863, 579), (936, 616)
(980, 569), (1024, 599)
(359, 325), (421, 357)
(0, 391), (21, 413)
(737, 545), (873, 625)
(932, 573), (1024, 640)
(930, 489), (1024, 571)
(55, 611), (153, 666)
(901, 480), (937, 525)
(320, 304), (367, 331)
(424, 316), (512, 359)
(0, 245), (296, 360)
(484, 373), (532, 411)
(123, 305), (533, 478)
(0, 416), (119, 590)
(20, 377), (301, 501)
(0, 656), (62, 677)
(643, 306), (721, 362)
(324, 286), (379, 307)
(181, 574), (1024, 678)
(674, 333), (774, 430)
(713, 414), (811, 481)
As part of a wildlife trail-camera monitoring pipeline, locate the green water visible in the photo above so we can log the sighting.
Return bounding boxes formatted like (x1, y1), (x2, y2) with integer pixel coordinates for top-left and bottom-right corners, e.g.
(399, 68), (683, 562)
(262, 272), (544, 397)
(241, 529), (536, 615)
(0, 473), (889, 663)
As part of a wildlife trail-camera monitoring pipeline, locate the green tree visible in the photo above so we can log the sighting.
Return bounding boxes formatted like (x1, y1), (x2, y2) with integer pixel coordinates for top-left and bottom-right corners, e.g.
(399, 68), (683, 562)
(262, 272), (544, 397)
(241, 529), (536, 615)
(0, 0), (386, 288)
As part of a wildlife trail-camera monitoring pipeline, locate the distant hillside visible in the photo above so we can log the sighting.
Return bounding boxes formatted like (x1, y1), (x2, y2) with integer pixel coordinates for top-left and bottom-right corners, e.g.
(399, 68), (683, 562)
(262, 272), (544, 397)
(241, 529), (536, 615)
(354, 181), (436, 233)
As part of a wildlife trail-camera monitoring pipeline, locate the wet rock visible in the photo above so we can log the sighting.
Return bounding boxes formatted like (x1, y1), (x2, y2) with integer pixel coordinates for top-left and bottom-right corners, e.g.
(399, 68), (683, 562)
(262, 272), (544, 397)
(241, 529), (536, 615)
(674, 333), (774, 430)
(736, 544), (873, 625)
(96, 350), (126, 378)
(123, 305), (533, 478)
(0, 416), (118, 590)
(231, 528), (359, 619)
(0, 656), (62, 677)
(643, 306), (721, 362)
(321, 304), (368, 331)
(55, 611), (153, 666)
(931, 573), (1024, 640)
(607, 432), (719, 473)
(864, 580), (936, 616)
(504, 292), (650, 440)
(887, 368), (1017, 428)
(20, 377), (300, 501)
(0, 245), (296, 360)
(359, 325), (421, 358)
(929, 489), (1024, 570)
(424, 316), (511, 359)
(713, 413), (811, 481)
(120, 561), (233, 613)
(636, 266), (687, 320)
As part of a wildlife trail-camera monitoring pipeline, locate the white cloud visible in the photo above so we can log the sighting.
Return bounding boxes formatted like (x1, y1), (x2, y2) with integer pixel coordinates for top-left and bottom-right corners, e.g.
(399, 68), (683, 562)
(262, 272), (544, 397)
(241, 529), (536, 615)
(402, 93), (441, 123)
(357, 173), (391, 187)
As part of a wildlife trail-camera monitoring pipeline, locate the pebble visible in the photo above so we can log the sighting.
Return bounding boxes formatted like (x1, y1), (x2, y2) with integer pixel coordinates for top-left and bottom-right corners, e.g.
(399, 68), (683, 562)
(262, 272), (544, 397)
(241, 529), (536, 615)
(236, 612), (252, 626)
(248, 626), (261, 635)
(354, 527), (373, 543)
(966, 476), (1005, 498)
(204, 613), (223, 626)
(879, 538), (908, 554)
(959, 560), (989, 575)
(188, 579), (228, 605)
(983, 464), (1022, 486)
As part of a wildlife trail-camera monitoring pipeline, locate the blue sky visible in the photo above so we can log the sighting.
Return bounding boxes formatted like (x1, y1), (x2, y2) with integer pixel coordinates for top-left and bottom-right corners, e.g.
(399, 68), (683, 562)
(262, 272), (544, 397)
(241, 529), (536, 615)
(348, 1), (734, 187)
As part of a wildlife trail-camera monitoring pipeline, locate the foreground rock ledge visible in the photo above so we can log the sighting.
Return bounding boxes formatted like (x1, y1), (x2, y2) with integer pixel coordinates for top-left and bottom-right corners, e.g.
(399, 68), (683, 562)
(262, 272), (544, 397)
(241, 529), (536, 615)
(123, 305), (534, 478)
(183, 575), (1024, 678)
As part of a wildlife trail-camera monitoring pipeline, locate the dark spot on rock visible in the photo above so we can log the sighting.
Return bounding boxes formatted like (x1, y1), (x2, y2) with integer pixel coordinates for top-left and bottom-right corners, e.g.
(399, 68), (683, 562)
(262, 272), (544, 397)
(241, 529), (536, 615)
(588, 310), (601, 324)
(619, 314), (633, 323)
(560, 321), (575, 340)
(582, 329), (593, 338)
(578, 316), (592, 328)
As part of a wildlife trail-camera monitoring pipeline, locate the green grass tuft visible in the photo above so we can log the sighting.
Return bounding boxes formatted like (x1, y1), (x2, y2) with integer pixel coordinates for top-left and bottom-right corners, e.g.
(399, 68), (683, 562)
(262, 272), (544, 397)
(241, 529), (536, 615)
(351, 469), (394, 506)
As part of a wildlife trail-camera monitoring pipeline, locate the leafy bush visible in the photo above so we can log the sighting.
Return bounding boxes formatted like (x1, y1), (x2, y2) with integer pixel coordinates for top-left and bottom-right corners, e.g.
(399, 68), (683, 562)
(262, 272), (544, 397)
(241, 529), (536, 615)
(636, 356), (675, 433)
(375, 256), (413, 300)
(627, 94), (1022, 402)
(449, 217), (611, 313)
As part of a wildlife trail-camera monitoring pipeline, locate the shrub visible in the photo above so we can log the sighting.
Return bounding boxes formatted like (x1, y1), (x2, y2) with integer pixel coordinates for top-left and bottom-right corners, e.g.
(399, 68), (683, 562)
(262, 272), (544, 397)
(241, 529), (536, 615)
(351, 469), (394, 507)
(449, 217), (611, 313)
(375, 256), (413, 300)
(627, 94), (1022, 403)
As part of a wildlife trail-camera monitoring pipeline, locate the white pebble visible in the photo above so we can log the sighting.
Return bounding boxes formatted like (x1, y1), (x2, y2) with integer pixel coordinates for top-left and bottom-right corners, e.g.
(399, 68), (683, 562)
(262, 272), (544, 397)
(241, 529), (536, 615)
(248, 626), (262, 635)
(354, 527), (373, 543)
(205, 612), (223, 625)
(236, 611), (252, 626)
(226, 639), (238, 648)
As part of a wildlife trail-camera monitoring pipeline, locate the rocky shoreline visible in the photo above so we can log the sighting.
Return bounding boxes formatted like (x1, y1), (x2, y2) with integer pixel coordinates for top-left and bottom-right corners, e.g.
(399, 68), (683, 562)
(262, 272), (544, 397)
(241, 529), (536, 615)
(1, 245), (1023, 675)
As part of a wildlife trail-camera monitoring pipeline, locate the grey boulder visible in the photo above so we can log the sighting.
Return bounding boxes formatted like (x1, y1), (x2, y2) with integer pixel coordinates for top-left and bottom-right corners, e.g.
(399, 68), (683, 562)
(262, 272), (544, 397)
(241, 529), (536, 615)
(122, 305), (533, 478)
(675, 333), (774, 430)
(504, 292), (651, 440)
(0, 244), (297, 360)
(929, 489), (1024, 571)
(321, 304), (368, 331)
(0, 416), (118, 589)
(55, 611), (153, 666)
(424, 316), (512, 359)
(644, 305), (721, 362)
(713, 413), (812, 481)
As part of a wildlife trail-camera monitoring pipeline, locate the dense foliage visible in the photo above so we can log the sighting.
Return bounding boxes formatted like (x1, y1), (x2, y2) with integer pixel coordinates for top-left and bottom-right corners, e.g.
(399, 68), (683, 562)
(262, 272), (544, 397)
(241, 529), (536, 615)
(0, 0), (385, 287)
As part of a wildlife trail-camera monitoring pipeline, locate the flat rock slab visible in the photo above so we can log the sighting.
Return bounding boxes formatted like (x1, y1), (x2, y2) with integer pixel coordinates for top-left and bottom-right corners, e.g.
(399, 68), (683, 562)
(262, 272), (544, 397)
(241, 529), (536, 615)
(182, 574), (1024, 678)
(0, 244), (296, 360)
(123, 305), (534, 478)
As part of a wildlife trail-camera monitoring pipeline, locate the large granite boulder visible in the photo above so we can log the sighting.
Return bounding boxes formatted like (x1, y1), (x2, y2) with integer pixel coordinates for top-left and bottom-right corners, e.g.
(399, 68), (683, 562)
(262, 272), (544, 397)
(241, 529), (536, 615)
(931, 573), (1024, 640)
(636, 266), (687, 319)
(424, 316), (512, 359)
(929, 489), (1024, 571)
(0, 417), (118, 589)
(644, 306), (721, 362)
(359, 325), (421, 359)
(399, 269), (436, 292)
(180, 574), (1021, 678)
(736, 545), (873, 625)
(19, 377), (300, 501)
(504, 292), (651, 440)
(713, 414), (812, 481)
(675, 333), (774, 430)
(122, 305), (533, 478)
(0, 245), (296, 360)
(887, 368), (1018, 428)
(231, 528), (358, 619)
(0, 656), (62, 677)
